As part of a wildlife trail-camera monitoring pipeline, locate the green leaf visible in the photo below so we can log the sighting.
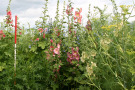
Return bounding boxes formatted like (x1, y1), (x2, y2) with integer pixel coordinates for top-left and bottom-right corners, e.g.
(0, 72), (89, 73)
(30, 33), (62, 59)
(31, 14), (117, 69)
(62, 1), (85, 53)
(38, 42), (45, 49)
(0, 66), (4, 71)
(30, 46), (37, 52)
(66, 77), (73, 81)
(4, 52), (12, 57)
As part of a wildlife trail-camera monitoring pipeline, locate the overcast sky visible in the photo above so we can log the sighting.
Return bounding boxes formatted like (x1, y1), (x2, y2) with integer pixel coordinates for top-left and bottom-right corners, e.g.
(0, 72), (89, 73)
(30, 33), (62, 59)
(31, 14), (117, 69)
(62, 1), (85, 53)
(0, 0), (135, 28)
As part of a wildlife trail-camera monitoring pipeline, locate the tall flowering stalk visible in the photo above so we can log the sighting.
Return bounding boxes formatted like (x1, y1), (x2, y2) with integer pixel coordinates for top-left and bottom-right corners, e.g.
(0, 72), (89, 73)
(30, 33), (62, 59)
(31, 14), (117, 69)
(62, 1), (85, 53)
(6, 0), (13, 26)
(67, 47), (80, 64)
(0, 30), (6, 40)
(74, 8), (82, 24)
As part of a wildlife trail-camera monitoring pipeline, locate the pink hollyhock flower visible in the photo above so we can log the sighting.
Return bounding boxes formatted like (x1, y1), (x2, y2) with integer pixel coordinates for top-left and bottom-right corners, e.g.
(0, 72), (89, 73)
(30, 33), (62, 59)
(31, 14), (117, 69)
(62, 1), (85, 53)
(67, 57), (72, 63)
(50, 46), (54, 52)
(66, 10), (70, 15)
(76, 47), (79, 52)
(0, 30), (3, 34)
(77, 17), (82, 24)
(36, 38), (39, 41)
(57, 68), (60, 73)
(67, 52), (73, 60)
(75, 11), (81, 18)
(50, 39), (53, 43)
(57, 44), (60, 49)
(75, 54), (80, 61)
(72, 51), (78, 57)
(74, 17), (76, 20)
(59, 40), (62, 44)
(53, 48), (60, 55)
(57, 32), (60, 36)
(45, 28), (48, 32)
(79, 8), (82, 13)
(67, 5), (69, 9)
(53, 52), (55, 56)
(7, 11), (12, 16)
(71, 7), (74, 11)
(74, 8), (82, 24)
(38, 28), (43, 33)
(55, 27), (59, 32)
(66, 5), (74, 15)
(7, 11), (13, 24)
(43, 34), (45, 38)
(46, 53), (50, 60)
(3, 34), (6, 38)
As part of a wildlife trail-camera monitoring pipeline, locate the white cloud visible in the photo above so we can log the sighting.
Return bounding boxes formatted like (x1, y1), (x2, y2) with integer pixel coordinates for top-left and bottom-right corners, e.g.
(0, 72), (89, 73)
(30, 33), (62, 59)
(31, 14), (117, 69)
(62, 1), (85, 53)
(18, 8), (43, 18)
(0, 0), (135, 28)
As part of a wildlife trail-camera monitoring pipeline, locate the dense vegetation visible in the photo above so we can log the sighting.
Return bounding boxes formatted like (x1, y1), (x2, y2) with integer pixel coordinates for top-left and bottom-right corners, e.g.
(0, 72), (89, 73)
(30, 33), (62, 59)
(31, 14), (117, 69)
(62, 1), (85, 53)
(0, 0), (135, 89)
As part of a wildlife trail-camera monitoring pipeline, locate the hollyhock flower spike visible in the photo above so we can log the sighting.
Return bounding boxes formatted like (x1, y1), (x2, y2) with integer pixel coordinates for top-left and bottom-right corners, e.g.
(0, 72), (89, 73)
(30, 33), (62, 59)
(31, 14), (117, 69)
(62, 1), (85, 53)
(66, 5), (74, 15)
(6, 10), (13, 24)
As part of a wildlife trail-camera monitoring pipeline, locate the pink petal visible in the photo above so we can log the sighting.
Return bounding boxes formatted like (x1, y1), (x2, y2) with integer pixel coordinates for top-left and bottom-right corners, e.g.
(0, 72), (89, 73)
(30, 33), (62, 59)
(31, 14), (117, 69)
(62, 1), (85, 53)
(57, 44), (60, 49)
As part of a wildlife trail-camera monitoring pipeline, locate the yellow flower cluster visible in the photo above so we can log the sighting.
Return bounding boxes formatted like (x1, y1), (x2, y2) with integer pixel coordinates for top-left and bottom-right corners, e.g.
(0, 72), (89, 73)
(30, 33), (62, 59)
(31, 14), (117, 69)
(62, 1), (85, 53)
(119, 5), (132, 14)
(101, 25), (117, 30)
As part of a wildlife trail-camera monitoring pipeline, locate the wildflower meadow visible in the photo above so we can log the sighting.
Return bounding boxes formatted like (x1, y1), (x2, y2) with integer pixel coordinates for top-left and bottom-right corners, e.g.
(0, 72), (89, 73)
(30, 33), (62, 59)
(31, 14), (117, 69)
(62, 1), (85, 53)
(0, 0), (135, 89)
